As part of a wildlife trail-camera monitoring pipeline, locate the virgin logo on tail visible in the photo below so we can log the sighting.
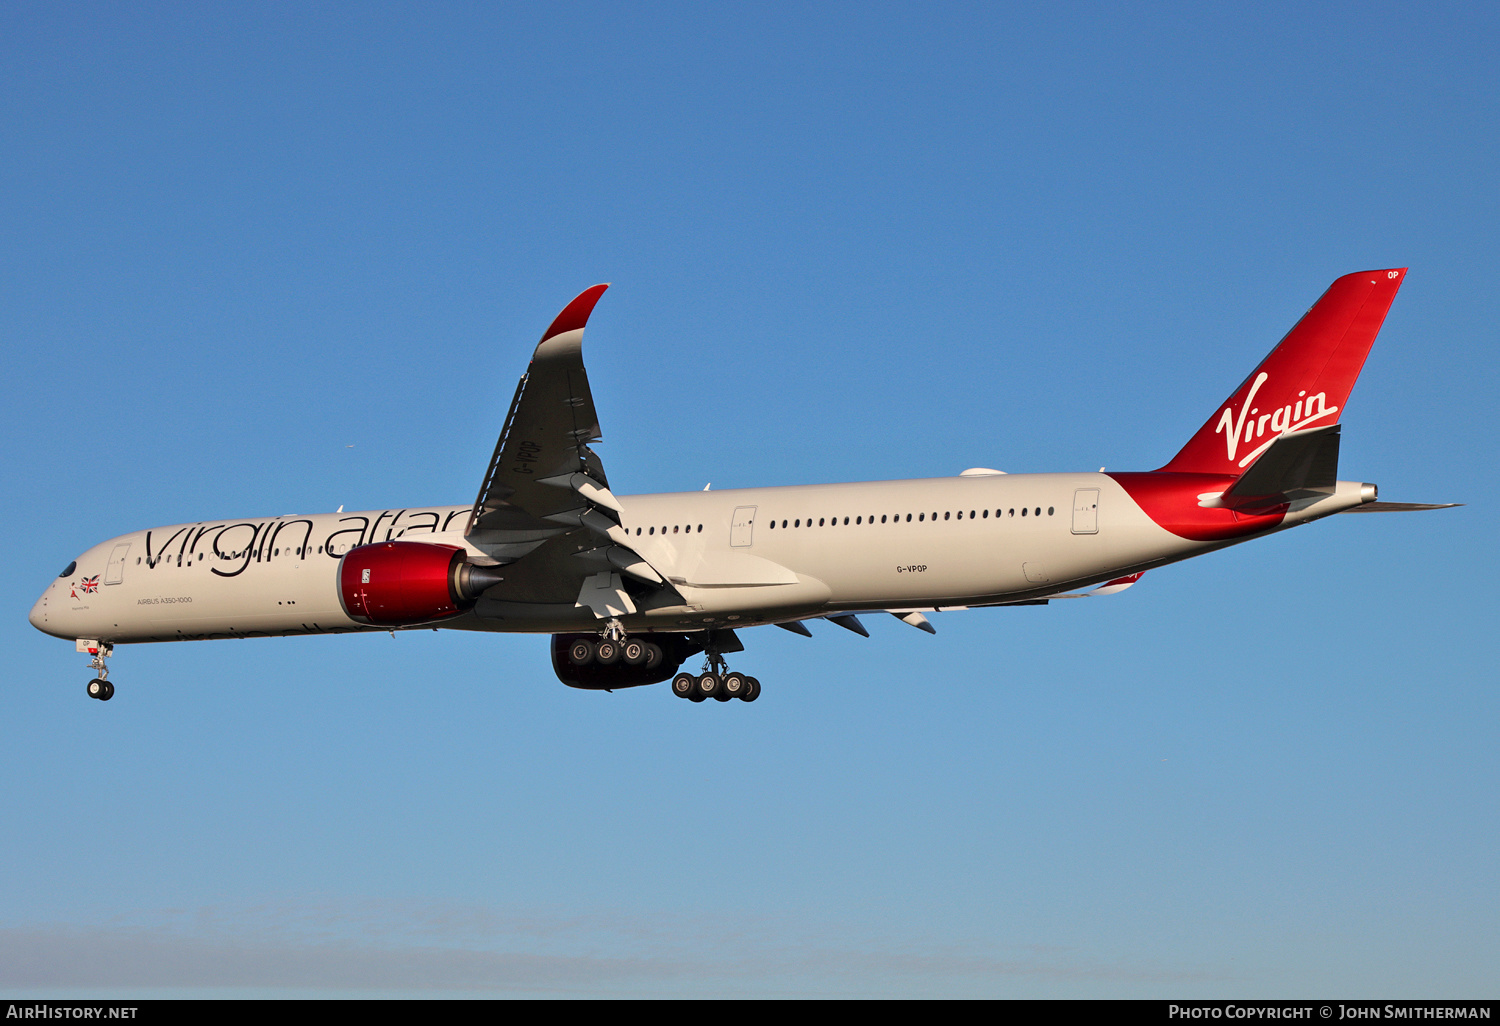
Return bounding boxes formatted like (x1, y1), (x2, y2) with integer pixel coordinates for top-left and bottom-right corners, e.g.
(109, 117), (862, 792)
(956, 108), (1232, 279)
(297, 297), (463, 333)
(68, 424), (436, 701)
(1215, 373), (1338, 468)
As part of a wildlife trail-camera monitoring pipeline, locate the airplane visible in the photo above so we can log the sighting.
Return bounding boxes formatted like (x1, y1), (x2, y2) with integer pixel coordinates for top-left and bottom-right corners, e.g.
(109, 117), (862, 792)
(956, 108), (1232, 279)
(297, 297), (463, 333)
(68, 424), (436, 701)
(30, 269), (1456, 704)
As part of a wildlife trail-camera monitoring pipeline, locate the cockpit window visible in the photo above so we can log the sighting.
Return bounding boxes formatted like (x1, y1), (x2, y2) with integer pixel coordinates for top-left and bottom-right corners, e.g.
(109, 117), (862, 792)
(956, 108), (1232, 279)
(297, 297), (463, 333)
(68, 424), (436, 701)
(59, 561), (76, 578)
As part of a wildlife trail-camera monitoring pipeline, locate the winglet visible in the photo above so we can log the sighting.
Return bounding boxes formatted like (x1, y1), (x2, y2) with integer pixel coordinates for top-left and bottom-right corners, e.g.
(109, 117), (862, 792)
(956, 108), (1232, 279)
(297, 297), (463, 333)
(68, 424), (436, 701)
(541, 284), (610, 343)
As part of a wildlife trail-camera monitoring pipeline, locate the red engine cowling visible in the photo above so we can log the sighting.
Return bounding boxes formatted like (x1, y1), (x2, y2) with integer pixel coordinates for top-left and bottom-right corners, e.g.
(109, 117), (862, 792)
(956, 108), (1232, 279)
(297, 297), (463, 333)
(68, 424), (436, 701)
(339, 541), (468, 626)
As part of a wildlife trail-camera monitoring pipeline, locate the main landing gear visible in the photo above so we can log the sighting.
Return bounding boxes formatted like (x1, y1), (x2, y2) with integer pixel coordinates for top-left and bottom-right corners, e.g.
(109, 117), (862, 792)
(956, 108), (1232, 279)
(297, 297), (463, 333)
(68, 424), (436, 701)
(565, 621), (665, 672)
(84, 642), (115, 701)
(670, 649), (761, 704)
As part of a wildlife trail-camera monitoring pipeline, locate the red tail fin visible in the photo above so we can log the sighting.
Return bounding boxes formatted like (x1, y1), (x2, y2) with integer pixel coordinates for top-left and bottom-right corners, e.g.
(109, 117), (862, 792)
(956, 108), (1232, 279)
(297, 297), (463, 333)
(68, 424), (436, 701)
(1159, 269), (1407, 475)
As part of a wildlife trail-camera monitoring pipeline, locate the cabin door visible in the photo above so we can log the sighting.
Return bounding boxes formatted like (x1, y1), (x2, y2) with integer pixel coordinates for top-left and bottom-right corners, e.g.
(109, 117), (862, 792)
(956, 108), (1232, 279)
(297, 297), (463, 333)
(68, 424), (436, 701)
(1071, 489), (1100, 534)
(104, 543), (131, 585)
(730, 506), (757, 547)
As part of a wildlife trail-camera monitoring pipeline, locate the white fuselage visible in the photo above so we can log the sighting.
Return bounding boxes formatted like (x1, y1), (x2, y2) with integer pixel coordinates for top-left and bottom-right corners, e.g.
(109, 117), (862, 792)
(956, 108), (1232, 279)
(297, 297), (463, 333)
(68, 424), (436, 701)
(30, 472), (1369, 645)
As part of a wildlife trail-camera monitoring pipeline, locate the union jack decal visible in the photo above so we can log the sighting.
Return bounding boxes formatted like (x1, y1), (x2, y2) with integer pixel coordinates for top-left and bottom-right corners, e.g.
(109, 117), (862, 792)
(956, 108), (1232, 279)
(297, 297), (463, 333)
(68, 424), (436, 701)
(78, 575), (99, 595)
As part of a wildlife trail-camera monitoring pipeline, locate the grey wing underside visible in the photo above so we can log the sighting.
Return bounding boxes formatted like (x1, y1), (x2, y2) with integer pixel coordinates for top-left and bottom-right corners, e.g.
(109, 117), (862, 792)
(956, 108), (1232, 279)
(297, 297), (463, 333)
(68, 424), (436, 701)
(463, 285), (668, 616)
(467, 331), (611, 536)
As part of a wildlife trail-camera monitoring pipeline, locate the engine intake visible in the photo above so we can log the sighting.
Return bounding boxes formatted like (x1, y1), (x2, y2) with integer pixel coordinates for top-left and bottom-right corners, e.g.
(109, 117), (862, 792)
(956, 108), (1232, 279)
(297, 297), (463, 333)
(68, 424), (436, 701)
(339, 541), (505, 626)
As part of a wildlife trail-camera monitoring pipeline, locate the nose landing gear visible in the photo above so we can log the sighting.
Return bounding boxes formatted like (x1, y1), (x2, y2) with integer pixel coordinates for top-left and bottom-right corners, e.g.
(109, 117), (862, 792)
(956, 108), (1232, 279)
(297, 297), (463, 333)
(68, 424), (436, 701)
(83, 642), (115, 701)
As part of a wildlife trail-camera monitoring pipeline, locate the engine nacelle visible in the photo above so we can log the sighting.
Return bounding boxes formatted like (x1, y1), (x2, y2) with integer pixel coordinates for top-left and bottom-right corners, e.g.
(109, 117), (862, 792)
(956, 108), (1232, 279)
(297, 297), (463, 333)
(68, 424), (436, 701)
(339, 541), (503, 626)
(551, 633), (701, 690)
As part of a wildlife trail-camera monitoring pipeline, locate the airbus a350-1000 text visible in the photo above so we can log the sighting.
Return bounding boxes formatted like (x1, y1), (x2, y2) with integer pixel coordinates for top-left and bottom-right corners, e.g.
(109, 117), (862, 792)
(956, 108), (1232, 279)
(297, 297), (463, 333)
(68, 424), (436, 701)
(31, 270), (1455, 703)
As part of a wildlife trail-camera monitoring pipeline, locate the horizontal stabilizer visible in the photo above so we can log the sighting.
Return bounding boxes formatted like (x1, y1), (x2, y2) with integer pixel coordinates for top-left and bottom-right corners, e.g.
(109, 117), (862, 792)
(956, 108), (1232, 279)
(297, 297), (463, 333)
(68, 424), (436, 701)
(1092, 572), (1144, 596)
(1018, 571), (1145, 601)
(1338, 501), (1462, 513)
(1222, 425), (1339, 510)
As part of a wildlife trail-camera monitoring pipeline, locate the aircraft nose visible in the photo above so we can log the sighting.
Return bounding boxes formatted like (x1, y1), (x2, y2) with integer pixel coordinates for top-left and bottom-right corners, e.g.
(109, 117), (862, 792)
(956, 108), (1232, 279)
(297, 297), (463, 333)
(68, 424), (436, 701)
(29, 582), (66, 639)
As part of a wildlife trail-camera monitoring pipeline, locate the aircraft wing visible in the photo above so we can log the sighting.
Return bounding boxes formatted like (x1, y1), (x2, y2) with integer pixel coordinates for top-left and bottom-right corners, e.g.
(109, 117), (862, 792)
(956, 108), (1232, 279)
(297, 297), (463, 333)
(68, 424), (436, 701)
(467, 285), (621, 537)
(463, 286), (670, 616)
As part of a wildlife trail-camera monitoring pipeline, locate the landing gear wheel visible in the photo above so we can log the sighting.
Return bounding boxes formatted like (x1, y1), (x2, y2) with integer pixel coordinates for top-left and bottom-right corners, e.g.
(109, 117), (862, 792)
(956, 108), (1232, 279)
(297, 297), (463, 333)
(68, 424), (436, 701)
(622, 639), (648, 666)
(99, 681), (114, 701)
(568, 640), (595, 666)
(642, 642), (663, 671)
(741, 676), (761, 703)
(696, 673), (722, 700)
(722, 672), (748, 699)
(87, 678), (107, 700)
(594, 639), (621, 665)
(671, 672), (696, 699)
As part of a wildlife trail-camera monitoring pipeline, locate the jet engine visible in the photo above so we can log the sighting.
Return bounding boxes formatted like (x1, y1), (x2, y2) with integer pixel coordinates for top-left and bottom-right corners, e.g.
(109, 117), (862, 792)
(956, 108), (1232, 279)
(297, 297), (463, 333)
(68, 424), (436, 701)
(339, 541), (505, 626)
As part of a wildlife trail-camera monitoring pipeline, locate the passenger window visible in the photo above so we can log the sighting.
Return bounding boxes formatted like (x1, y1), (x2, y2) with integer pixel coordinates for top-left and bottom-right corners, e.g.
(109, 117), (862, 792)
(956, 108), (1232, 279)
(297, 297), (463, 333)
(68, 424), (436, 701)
(918, 513), (924, 522)
(649, 527), (655, 535)
(818, 518), (825, 526)
(842, 517), (849, 525)
(1022, 508), (1027, 516)
(673, 526), (679, 534)
(1048, 507), (1054, 515)
(881, 515), (887, 523)
(945, 511), (951, 520)
(982, 509), (989, 518)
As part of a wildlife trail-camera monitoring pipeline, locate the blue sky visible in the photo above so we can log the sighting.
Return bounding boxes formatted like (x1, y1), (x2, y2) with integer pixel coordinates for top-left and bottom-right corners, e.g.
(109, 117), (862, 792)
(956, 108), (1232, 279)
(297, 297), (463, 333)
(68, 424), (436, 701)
(2, 2), (1496, 997)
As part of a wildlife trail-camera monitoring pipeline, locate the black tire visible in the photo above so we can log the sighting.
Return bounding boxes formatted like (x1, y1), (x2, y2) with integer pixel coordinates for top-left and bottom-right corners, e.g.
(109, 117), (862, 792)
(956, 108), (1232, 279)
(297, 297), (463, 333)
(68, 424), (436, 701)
(642, 642), (663, 670)
(741, 676), (761, 702)
(723, 672), (748, 698)
(595, 640), (621, 665)
(696, 673), (722, 700)
(100, 681), (115, 701)
(671, 672), (696, 699)
(87, 678), (106, 700)
(622, 639), (647, 666)
(568, 640), (595, 666)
